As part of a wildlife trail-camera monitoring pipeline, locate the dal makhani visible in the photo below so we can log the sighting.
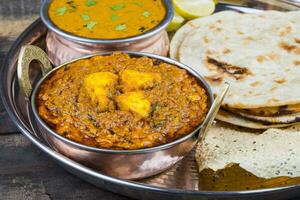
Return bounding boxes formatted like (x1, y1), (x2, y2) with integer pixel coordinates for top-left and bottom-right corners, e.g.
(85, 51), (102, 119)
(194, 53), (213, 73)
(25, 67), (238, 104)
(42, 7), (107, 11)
(37, 53), (208, 150)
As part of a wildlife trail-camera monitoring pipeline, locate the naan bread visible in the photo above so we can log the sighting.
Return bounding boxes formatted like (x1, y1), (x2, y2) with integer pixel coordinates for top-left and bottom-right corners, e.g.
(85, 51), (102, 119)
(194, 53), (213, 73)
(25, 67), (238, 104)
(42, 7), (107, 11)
(177, 11), (300, 109)
(196, 123), (300, 179)
(217, 109), (298, 129)
(227, 108), (300, 124)
(228, 104), (300, 117)
(170, 11), (239, 60)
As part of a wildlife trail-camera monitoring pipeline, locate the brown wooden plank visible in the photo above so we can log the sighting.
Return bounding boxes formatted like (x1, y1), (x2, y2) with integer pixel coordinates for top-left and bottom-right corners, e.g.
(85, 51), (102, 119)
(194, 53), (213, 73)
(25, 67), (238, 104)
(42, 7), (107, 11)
(0, 134), (130, 200)
(0, 0), (40, 18)
(0, 16), (39, 133)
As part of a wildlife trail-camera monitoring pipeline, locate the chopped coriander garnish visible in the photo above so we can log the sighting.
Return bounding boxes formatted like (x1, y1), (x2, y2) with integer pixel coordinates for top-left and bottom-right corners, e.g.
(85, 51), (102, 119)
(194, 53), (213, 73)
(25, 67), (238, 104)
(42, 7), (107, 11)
(81, 14), (90, 21)
(86, 0), (97, 6)
(110, 3), (125, 11)
(143, 11), (151, 18)
(133, 2), (144, 7)
(152, 102), (161, 113)
(111, 14), (120, 21)
(85, 21), (97, 30)
(56, 7), (67, 16)
(115, 24), (127, 31)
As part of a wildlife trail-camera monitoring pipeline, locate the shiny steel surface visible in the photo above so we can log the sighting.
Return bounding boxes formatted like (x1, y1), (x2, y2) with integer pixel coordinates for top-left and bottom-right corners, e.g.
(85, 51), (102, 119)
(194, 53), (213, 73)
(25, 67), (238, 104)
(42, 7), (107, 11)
(1, 1), (300, 200)
(198, 83), (229, 143)
(41, 0), (173, 65)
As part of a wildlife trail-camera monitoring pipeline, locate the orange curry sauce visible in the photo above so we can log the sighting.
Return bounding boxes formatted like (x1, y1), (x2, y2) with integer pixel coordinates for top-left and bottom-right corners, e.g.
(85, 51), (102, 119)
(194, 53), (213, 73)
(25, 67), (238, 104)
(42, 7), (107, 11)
(48, 0), (166, 39)
(37, 53), (208, 150)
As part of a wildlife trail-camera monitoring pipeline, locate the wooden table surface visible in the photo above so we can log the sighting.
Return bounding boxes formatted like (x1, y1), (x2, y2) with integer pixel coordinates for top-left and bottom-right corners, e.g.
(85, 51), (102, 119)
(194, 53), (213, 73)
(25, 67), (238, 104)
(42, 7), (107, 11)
(1, 1), (300, 200)
(0, 1), (130, 199)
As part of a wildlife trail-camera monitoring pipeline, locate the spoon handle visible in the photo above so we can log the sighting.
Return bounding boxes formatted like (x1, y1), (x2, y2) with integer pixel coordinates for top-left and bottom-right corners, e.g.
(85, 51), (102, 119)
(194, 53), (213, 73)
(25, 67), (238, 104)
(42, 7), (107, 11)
(198, 83), (230, 143)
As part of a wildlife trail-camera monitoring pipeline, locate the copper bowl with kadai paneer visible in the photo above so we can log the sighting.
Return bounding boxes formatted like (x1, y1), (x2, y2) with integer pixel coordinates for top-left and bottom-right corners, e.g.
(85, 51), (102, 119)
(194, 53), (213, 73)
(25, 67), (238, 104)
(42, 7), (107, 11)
(41, 0), (174, 65)
(18, 45), (213, 179)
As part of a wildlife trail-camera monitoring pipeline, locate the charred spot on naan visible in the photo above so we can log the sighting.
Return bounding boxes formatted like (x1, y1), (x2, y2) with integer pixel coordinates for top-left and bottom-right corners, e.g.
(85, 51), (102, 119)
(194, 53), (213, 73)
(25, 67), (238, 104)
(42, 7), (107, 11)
(237, 30), (244, 35)
(244, 36), (254, 41)
(208, 24), (223, 32)
(279, 25), (292, 36)
(274, 78), (286, 84)
(294, 60), (300, 66)
(206, 56), (252, 80)
(203, 36), (210, 44)
(223, 48), (231, 55)
(279, 42), (300, 55)
(204, 75), (223, 86)
(256, 53), (280, 63)
(250, 81), (261, 87)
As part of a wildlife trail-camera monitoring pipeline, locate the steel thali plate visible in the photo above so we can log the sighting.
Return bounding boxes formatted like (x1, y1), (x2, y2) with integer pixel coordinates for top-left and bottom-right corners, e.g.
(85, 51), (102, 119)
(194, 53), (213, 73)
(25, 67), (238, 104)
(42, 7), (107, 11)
(1, 1), (300, 199)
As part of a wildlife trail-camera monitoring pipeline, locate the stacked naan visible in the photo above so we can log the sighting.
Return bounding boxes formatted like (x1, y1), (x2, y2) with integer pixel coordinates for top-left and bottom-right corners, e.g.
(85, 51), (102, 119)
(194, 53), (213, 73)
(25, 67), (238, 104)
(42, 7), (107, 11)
(171, 11), (300, 129)
(171, 10), (300, 182)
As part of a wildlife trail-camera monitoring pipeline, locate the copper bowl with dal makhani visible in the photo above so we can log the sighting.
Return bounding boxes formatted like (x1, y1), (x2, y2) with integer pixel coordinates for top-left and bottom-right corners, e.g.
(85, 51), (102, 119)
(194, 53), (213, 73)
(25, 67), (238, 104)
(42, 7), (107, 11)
(41, 0), (174, 65)
(37, 52), (209, 150)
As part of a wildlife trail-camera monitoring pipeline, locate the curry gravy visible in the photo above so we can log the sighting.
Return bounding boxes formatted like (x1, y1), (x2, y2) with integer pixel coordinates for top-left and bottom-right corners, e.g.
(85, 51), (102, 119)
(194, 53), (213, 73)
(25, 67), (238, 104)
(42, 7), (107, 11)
(37, 53), (208, 150)
(48, 0), (166, 39)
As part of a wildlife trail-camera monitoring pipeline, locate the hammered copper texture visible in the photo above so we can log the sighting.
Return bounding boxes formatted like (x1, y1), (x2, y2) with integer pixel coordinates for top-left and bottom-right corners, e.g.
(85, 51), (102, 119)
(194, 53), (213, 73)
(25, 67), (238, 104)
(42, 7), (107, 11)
(142, 149), (199, 190)
(46, 30), (170, 66)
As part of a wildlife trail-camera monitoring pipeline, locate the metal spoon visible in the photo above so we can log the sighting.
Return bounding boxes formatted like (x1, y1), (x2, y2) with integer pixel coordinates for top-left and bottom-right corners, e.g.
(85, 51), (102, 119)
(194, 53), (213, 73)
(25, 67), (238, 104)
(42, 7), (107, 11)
(198, 83), (230, 142)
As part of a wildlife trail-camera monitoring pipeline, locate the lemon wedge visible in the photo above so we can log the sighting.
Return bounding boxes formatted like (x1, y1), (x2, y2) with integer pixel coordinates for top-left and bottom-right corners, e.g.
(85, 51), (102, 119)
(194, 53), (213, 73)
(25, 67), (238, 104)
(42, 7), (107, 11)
(166, 11), (185, 32)
(173, 0), (216, 20)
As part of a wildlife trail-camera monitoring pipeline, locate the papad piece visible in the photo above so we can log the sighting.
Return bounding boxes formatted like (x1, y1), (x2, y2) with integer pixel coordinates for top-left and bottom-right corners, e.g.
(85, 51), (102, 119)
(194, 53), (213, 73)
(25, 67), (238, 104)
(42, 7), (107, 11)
(196, 123), (300, 179)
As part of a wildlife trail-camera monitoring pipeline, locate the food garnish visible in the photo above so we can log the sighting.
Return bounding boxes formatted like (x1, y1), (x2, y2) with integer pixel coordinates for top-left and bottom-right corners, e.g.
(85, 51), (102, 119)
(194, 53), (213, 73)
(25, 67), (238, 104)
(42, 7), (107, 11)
(80, 14), (90, 21)
(166, 11), (185, 32)
(85, 21), (97, 30)
(86, 0), (97, 6)
(115, 24), (127, 31)
(173, 0), (215, 20)
(56, 7), (67, 16)
(110, 3), (126, 11)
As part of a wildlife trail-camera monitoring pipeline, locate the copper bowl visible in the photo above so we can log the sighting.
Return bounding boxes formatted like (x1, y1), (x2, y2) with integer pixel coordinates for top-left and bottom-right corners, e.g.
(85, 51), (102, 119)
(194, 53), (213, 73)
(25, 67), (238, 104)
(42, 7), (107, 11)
(18, 45), (214, 180)
(40, 0), (174, 66)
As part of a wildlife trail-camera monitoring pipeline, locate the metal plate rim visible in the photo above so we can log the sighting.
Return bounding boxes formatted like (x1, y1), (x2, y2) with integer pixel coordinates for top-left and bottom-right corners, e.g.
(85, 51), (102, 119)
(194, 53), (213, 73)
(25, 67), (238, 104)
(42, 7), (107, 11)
(1, 4), (300, 198)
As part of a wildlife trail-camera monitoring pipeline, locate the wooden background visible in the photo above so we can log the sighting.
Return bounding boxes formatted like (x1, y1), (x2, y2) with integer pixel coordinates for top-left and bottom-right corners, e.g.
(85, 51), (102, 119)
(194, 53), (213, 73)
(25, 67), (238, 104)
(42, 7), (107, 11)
(0, 0), (130, 199)
(0, 0), (299, 200)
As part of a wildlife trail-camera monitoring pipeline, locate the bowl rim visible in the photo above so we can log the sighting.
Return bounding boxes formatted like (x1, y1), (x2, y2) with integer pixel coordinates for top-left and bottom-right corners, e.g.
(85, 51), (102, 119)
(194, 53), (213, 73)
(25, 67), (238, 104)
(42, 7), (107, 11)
(31, 51), (214, 154)
(40, 0), (174, 44)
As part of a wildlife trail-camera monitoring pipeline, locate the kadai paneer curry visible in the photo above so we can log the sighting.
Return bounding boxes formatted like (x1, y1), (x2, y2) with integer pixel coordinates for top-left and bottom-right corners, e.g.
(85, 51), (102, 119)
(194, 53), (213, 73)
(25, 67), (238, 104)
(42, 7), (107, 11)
(37, 53), (208, 150)
(48, 0), (166, 39)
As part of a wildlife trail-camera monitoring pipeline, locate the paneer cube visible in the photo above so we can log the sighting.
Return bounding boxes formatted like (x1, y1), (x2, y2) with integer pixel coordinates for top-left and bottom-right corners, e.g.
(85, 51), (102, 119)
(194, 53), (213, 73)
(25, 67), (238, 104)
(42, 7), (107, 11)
(120, 69), (162, 92)
(116, 91), (151, 118)
(84, 72), (118, 111)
